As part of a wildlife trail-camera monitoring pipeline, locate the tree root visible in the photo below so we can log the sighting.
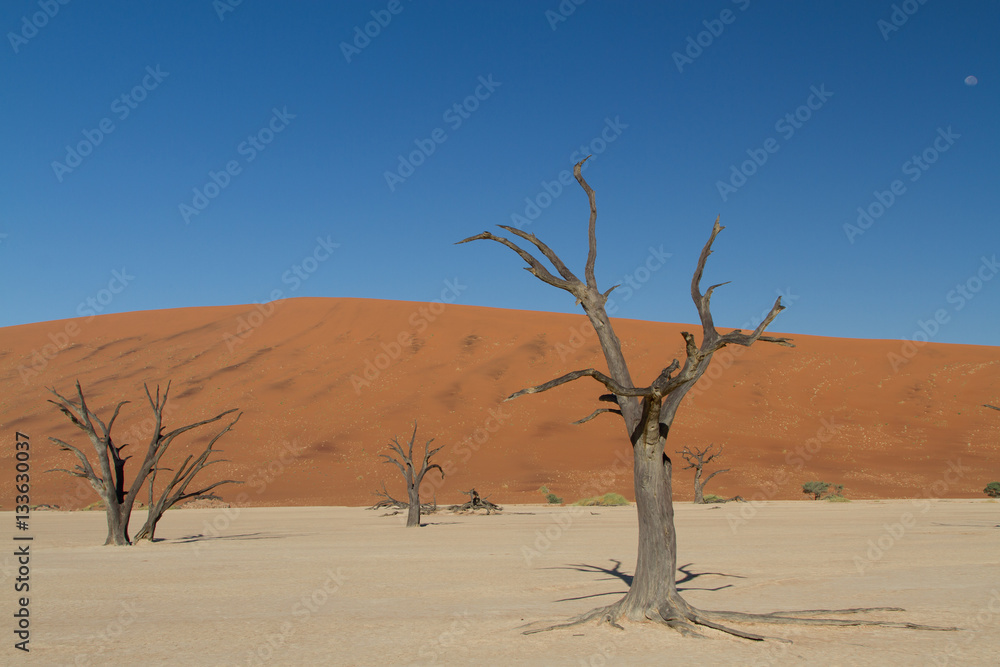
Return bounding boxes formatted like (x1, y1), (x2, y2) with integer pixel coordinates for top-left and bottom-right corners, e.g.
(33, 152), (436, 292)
(521, 605), (618, 634)
(697, 607), (958, 631)
(522, 601), (958, 640)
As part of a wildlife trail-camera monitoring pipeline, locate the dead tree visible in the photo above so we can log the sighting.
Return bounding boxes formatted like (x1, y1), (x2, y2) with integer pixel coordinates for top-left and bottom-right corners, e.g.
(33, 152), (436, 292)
(48, 381), (241, 545)
(459, 158), (955, 640)
(449, 488), (502, 514)
(678, 444), (729, 504)
(984, 404), (1000, 412)
(133, 408), (243, 542)
(379, 423), (444, 527)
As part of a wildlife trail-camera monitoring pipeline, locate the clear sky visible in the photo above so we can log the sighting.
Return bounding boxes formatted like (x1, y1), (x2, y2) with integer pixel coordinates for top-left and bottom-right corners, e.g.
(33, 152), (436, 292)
(2, 1), (998, 346)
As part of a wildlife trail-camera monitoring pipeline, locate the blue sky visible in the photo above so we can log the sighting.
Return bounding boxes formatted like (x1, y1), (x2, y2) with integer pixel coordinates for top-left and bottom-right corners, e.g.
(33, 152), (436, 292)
(2, 0), (998, 346)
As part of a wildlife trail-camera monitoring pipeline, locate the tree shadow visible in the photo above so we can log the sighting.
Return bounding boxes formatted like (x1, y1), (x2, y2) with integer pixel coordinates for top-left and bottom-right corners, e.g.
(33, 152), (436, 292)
(547, 559), (745, 602)
(168, 531), (305, 544)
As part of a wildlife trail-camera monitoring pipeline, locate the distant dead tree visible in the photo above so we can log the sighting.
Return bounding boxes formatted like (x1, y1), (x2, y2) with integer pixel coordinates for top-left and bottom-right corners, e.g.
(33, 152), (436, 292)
(449, 488), (502, 514)
(984, 404), (1000, 412)
(677, 444), (729, 504)
(48, 381), (242, 545)
(460, 158), (954, 640)
(377, 423), (444, 527)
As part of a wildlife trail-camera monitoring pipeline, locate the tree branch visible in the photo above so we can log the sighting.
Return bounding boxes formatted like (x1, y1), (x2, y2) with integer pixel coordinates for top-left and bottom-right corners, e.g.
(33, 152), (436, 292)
(455, 231), (576, 293)
(702, 468), (730, 486)
(573, 408), (623, 425)
(574, 157), (599, 290)
(47, 437), (100, 483)
(506, 368), (653, 402)
(497, 225), (581, 286)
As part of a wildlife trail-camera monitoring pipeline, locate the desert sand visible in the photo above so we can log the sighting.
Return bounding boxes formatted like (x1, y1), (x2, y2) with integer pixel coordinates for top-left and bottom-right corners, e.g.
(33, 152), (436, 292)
(9, 500), (999, 665)
(0, 298), (998, 509)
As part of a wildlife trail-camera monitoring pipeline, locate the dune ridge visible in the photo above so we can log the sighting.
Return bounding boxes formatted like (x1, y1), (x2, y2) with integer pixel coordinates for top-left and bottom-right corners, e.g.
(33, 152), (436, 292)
(1, 297), (997, 508)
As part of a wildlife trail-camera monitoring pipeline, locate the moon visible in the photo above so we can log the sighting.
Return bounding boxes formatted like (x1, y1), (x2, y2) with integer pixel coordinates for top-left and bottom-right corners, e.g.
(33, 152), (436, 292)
(964, 75), (978, 86)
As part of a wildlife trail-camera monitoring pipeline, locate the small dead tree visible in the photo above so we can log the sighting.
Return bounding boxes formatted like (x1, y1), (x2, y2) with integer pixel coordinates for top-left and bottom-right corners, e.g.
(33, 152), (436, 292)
(449, 488), (502, 514)
(984, 404), (1000, 412)
(677, 444), (729, 504)
(48, 381), (241, 545)
(461, 158), (955, 640)
(133, 409), (243, 542)
(379, 423), (444, 527)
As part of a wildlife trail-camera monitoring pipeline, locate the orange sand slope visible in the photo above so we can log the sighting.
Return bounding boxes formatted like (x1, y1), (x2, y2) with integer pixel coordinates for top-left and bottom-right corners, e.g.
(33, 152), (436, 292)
(0, 297), (997, 507)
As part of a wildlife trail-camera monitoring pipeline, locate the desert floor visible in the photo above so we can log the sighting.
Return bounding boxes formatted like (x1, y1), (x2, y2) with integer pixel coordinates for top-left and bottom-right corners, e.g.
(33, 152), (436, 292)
(7, 500), (999, 666)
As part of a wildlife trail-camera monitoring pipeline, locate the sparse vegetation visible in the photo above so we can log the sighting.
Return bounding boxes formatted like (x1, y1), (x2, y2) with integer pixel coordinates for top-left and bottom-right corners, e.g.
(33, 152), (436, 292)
(573, 492), (628, 506)
(984, 482), (1000, 498)
(802, 481), (829, 499)
(539, 485), (563, 504)
(802, 481), (844, 501)
(702, 494), (726, 503)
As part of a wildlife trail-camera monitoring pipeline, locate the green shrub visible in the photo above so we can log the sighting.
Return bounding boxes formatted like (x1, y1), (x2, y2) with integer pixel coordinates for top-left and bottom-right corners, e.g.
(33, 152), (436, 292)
(826, 494), (850, 502)
(984, 482), (1000, 498)
(539, 485), (563, 504)
(572, 493), (629, 506)
(802, 481), (830, 500)
(702, 494), (726, 503)
(802, 482), (844, 500)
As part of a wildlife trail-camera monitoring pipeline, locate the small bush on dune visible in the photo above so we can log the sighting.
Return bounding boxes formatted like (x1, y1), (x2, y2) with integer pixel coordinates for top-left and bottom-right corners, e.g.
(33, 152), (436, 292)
(539, 485), (563, 504)
(573, 493), (629, 506)
(802, 481), (829, 500)
(802, 481), (844, 500)
(826, 495), (850, 502)
(984, 482), (1000, 498)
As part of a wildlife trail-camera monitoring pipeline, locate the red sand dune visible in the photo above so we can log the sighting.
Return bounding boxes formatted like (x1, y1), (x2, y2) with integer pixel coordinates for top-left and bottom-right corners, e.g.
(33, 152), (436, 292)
(0, 297), (997, 508)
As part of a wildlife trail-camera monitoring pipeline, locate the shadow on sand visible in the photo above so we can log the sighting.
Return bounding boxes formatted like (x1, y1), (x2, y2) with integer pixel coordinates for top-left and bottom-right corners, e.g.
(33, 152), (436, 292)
(161, 531), (309, 544)
(546, 559), (746, 603)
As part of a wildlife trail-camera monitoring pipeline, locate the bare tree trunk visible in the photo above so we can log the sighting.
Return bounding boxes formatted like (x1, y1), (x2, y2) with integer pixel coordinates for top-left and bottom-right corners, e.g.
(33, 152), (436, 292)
(406, 474), (421, 527)
(104, 500), (130, 546)
(621, 442), (680, 618)
(692, 466), (704, 505)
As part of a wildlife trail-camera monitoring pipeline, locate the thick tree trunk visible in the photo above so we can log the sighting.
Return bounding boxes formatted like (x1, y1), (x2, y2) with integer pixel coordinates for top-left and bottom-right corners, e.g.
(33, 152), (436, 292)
(104, 500), (130, 546)
(406, 476), (420, 527)
(614, 415), (693, 625)
(692, 468), (704, 504)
